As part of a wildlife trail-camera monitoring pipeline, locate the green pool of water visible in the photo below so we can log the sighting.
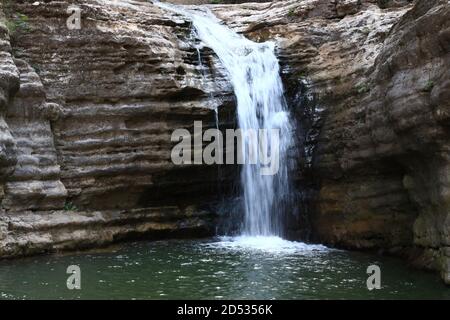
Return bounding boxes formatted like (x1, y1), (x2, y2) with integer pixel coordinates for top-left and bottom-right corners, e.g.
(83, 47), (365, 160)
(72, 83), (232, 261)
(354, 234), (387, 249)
(0, 236), (448, 299)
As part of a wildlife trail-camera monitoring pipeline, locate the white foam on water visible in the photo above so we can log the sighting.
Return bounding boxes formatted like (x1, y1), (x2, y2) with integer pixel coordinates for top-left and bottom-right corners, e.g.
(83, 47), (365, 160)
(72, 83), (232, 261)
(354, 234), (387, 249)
(207, 236), (330, 254)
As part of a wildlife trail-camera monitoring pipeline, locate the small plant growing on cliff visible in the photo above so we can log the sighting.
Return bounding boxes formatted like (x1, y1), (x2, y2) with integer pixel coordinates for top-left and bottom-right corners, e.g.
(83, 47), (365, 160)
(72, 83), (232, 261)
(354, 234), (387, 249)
(3, 18), (14, 34)
(287, 8), (296, 18)
(31, 64), (41, 75)
(355, 83), (370, 94)
(4, 13), (29, 36)
(64, 202), (78, 211)
(362, 27), (371, 35)
(296, 70), (307, 78)
(209, 0), (222, 4)
(423, 80), (434, 93)
(2, 0), (29, 36)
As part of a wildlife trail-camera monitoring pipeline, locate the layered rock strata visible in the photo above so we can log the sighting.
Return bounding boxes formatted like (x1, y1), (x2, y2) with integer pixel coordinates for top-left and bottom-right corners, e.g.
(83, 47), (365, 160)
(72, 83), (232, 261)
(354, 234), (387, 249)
(211, 0), (449, 283)
(0, 0), (237, 256)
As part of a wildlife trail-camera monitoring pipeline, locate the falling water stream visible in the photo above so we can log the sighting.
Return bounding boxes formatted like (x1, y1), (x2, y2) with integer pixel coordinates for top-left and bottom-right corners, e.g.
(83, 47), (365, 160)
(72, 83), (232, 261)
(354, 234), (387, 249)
(156, 1), (294, 239)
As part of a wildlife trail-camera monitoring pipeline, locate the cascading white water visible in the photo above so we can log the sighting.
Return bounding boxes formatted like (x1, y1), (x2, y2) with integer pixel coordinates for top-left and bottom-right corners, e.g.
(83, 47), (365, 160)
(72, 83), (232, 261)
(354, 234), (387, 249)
(156, 2), (294, 237)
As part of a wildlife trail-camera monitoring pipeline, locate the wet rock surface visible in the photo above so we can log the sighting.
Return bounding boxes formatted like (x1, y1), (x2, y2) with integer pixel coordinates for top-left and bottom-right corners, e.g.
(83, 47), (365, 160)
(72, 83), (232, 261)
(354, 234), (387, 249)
(0, 0), (237, 255)
(211, 0), (449, 283)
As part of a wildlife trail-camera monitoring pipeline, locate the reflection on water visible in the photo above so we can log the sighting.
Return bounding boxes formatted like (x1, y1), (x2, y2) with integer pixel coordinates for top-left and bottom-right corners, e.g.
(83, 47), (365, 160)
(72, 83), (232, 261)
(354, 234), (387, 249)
(0, 237), (448, 299)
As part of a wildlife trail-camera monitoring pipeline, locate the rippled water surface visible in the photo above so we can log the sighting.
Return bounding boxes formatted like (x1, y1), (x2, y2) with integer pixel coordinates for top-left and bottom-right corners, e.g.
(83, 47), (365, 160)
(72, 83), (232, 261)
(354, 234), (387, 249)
(0, 237), (448, 299)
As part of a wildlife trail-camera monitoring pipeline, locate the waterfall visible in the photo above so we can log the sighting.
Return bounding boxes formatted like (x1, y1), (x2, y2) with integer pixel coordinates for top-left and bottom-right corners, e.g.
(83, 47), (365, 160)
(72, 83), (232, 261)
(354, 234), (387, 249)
(156, 2), (294, 237)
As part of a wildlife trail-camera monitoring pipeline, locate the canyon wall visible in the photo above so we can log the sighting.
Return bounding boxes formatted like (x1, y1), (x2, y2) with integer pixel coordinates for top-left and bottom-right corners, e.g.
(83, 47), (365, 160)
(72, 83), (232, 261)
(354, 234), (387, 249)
(0, 0), (238, 257)
(0, 0), (448, 284)
(212, 0), (449, 283)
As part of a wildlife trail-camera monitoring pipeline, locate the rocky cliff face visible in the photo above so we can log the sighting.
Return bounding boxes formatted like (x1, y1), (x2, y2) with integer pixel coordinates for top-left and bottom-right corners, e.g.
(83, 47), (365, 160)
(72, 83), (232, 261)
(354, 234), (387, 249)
(0, 0), (238, 257)
(0, 0), (448, 284)
(211, 0), (449, 283)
